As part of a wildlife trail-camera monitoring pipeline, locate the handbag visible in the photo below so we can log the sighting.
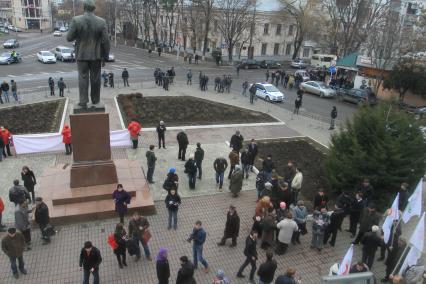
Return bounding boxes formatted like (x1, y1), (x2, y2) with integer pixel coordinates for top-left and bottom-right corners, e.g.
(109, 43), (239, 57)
(298, 222), (308, 235)
(126, 239), (138, 256)
(142, 229), (152, 244)
(43, 224), (56, 237)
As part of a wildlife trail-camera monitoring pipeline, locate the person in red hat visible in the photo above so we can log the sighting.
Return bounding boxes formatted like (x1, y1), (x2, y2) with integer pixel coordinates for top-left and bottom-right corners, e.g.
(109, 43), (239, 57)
(61, 125), (72, 155)
(128, 120), (141, 149)
(1, 126), (12, 157)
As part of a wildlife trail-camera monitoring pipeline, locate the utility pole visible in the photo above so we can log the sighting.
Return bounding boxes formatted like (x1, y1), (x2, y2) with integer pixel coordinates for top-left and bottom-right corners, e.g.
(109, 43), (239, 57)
(248, 0), (256, 59)
(114, 0), (117, 47)
(72, 0), (75, 17)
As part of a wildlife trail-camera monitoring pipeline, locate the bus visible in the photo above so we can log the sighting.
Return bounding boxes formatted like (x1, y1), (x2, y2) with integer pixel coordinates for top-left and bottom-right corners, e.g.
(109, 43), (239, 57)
(311, 54), (337, 68)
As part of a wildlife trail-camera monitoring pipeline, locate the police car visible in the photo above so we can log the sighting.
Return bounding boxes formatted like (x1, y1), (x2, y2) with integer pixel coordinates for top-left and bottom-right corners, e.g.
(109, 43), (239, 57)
(251, 83), (285, 103)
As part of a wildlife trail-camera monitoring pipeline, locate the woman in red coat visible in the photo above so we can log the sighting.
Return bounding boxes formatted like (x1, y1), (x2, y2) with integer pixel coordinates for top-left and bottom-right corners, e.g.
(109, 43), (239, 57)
(1, 126), (12, 157)
(128, 121), (141, 149)
(61, 125), (72, 155)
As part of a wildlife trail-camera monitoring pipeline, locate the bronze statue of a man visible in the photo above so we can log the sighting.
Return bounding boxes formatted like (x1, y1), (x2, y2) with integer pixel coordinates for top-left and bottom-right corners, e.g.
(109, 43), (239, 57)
(67, 0), (110, 108)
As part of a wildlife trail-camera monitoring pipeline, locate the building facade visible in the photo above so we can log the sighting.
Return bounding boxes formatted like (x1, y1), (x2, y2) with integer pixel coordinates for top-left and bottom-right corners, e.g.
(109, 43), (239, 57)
(11, 0), (52, 30)
(131, 5), (322, 61)
(0, 0), (12, 24)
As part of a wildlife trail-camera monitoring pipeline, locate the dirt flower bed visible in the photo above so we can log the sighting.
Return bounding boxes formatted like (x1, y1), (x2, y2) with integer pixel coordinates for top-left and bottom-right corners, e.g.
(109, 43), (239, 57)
(117, 93), (278, 127)
(0, 99), (65, 134)
(253, 138), (329, 202)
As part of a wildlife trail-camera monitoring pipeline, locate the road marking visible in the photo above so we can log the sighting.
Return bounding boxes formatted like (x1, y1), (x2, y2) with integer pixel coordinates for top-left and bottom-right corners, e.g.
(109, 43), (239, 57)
(135, 66), (148, 70)
(41, 72), (50, 74)
(155, 60), (165, 63)
(23, 73), (33, 76)
(7, 75), (18, 77)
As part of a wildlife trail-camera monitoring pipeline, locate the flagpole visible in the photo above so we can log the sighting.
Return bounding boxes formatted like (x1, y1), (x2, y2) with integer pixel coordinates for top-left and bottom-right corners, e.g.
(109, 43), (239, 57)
(390, 244), (411, 276)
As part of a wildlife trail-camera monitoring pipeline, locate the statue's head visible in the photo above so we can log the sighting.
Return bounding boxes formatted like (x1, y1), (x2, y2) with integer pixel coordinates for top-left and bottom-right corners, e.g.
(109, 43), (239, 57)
(83, 0), (96, 12)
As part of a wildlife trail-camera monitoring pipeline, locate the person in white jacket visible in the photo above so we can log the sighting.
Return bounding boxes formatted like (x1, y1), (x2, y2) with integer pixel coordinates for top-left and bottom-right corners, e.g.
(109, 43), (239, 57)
(276, 212), (298, 255)
(291, 167), (303, 205)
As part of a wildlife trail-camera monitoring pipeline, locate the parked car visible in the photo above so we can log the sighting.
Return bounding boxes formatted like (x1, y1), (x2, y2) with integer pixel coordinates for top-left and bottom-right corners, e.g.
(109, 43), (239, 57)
(59, 26), (68, 32)
(251, 83), (285, 102)
(53, 46), (74, 62)
(300, 81), (336, 98)
(3, 39), (19, 48)
(0, 27), (8, 34)
(37, 51), (57, 64)
(7, 25), (21, 32)
(294, 70), (310, 81)
(238, 59), (260, 69)
(337, 88), (377, 105)
(414, 106), (426, 117)
(0, 52), (22, 65)
(106, 53), (115, 62)
(291, 59), (309, 69)
(53, 30), (62, 37)
(259, 60), (282, 69)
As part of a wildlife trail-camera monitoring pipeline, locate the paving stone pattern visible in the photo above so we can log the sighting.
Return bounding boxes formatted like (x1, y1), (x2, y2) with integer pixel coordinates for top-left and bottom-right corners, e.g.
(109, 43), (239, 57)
(0, 191), (386, 284)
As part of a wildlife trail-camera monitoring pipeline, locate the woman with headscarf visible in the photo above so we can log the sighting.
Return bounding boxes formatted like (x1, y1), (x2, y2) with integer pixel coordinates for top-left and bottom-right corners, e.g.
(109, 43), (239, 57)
(229, 165), (244, 197)
(113, 223), (127, 268)
(156, 248), (170, 284)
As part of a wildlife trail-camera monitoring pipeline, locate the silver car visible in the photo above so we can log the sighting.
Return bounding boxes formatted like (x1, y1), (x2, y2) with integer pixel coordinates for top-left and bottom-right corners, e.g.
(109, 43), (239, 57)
(300, 81), (336, 98)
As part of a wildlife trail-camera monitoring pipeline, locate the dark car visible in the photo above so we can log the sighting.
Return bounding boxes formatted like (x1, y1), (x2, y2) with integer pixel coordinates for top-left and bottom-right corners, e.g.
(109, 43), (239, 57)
(238, 59), (260, 69)
(260, 60), (282, 69)
(3, 39), (19, 48)
(337, 88), (377, 106)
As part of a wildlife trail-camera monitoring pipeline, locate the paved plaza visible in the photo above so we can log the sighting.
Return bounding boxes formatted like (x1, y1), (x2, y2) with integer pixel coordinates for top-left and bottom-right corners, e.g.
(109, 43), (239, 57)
(0, 81), (423, 283)
(1, 191), (388, 284)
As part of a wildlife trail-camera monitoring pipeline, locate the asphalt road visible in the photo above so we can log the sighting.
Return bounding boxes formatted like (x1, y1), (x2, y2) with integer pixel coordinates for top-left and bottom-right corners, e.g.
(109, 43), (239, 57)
(0, 32), (357, 122)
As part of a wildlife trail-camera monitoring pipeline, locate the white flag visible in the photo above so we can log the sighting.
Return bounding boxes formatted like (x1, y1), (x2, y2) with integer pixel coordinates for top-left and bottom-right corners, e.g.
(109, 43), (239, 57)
(409, 212), (425, 252)
(337, 244), (353, 275)
(402, 178), (423, 223)
(382, 193), (399, 244)
(399, 246), (422, 274)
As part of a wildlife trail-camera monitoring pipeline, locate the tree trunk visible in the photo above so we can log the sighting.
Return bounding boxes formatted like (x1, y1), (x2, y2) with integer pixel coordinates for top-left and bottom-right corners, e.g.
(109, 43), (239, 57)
(202, 4), (212, 57)
(228, 45), (234, 62)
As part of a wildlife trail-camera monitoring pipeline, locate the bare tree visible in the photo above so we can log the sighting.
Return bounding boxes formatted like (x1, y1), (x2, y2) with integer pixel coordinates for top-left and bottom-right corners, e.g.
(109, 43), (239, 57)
(279, 0), (319, 60)
(187, 0), (204, 53)
(201, 0), (215, 58)
(121, 0), (143, 40)
(215, 0), (254, 62)
(148, 0), (160, 44)
(363, 2), (401, 93)
(322, 0), (390, 57)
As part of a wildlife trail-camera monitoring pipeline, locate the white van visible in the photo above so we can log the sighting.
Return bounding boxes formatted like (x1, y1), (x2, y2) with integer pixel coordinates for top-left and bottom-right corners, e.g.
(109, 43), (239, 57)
(311, 54), (337, 68)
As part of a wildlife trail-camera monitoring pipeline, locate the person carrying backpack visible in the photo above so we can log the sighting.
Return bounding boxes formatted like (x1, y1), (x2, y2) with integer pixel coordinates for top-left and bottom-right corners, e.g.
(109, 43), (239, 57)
(9, 180), (30, 206)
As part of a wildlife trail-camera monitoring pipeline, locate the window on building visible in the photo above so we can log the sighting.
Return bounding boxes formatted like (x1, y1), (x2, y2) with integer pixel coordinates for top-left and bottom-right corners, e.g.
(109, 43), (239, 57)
(261, 43), (267, 55)
(263, 23), (269, 35)
(214, 20), (218, 32)
(303, 48), (310, 58)
(276, 24), (282, 35)
(285, 43), (292, 55)
(288, 25), (294, 36)
(161, 16), (163, 25)
(273, 43), (280, 55)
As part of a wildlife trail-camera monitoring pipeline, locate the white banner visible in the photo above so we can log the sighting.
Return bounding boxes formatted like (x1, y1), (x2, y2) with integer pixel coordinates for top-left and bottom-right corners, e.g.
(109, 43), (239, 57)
(13, 130), (132, 155)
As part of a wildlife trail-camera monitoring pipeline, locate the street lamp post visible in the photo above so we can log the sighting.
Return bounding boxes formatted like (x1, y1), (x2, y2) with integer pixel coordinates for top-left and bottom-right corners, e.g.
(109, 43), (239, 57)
(248, 0), (256, 59)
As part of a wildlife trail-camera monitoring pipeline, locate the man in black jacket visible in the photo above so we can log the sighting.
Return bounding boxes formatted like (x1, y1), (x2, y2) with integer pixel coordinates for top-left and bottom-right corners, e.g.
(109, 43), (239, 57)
(184, 155), (197, 189)
(262, 155), (275, 181)
(194, 143), (204, 179)
(230, 130), (244, 152)
(247, 139), (258, 170)
(79, 241), (102, 284)
(329, 106), (337, 130)
(176, 255), (195, 284)
(361, 225), (383, 270)
(214, 157), (228, 191)
(156, 121), (166, 149)
(323, 205), (345, 247)
(34, 197), (50, 244)
(347, 192), (363, 237)
(217, 205), (240, 247)
(257, 251), (277, 284)
(121, 68), (129, 87)
(237, 230), (258, 282)
(176, 131), (189, 161)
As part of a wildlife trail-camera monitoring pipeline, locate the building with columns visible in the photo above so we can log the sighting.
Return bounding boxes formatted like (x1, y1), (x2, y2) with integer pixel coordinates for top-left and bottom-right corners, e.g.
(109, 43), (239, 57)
(11, 0), (52, 30)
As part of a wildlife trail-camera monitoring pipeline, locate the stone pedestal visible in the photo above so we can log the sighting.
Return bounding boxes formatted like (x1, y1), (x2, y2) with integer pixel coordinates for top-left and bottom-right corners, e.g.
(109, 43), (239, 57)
(70, 112), (118, 188)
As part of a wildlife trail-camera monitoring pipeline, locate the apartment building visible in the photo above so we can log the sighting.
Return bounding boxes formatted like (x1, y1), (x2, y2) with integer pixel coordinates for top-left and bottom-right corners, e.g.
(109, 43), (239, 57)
(11, 0), (52, 30)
